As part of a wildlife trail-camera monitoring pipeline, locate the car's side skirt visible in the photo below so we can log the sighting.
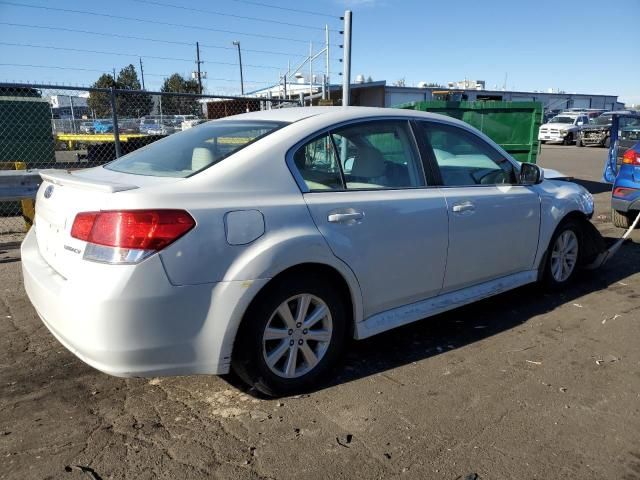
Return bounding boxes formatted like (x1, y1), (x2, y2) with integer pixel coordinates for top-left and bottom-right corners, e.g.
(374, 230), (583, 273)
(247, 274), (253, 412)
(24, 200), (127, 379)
(355, 270), (538, 339)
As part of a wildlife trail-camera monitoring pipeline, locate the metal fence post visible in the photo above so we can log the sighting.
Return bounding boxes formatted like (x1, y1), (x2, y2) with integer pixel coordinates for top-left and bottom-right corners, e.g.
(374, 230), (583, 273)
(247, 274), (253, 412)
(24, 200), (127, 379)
(109, 87), (122, 158)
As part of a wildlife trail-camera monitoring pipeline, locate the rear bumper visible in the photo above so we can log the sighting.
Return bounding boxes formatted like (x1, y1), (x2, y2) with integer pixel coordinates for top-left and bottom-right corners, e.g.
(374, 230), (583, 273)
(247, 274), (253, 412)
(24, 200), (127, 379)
(612, 196), (640, 213)
(21, 228), (268, 377)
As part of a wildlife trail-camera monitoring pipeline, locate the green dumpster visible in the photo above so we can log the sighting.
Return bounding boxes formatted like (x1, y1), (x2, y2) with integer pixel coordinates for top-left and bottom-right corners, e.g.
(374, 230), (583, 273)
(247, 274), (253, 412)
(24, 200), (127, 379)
(0, 87), (56, 168)
(396, 100), (542, 164)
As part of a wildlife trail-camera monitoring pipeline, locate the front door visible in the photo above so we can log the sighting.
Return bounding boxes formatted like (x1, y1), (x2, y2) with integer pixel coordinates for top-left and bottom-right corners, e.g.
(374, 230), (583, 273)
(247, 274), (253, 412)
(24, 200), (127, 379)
(415, 121), (541, 292)
(291, 120), (449, 318)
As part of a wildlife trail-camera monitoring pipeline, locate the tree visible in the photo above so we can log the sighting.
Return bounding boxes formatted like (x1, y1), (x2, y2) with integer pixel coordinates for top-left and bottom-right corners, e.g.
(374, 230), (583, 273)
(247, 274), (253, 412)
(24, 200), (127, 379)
(159, 73), (201, 115)
(87, 73), (115, 118)
(423, 82), (444, 88)
(116, 64), (152, 118)
(366, 75), (373, 83)
(393, 78), (406, 87)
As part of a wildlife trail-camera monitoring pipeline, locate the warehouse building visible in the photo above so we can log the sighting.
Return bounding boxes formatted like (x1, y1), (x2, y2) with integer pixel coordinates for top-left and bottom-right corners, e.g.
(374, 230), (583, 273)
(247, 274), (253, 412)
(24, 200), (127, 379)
(250, 79), (623, 111)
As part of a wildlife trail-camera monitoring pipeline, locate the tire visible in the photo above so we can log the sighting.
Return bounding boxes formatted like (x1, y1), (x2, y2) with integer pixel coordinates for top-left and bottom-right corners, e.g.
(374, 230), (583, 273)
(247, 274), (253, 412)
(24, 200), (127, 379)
(542, 219), (582, 290)
(603, 136), (611, 148)
(232, 274), (347, 397)
(612, 209), (631, 229)
(577, 138), (583, 147)
(563, 133), (574, 146)
(540, 140), (546, 144)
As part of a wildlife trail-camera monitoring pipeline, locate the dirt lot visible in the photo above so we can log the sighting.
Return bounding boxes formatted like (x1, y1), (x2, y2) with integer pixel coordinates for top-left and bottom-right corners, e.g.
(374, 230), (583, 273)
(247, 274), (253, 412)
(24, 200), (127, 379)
(1, 145), (639, 480)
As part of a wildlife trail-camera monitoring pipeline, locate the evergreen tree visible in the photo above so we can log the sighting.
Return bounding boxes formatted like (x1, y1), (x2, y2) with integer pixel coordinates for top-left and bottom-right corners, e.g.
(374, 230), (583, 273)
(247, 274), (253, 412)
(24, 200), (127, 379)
(116, 64), (152, 118)
(87, 73), (115, 119)
(159, 74), (201, 115)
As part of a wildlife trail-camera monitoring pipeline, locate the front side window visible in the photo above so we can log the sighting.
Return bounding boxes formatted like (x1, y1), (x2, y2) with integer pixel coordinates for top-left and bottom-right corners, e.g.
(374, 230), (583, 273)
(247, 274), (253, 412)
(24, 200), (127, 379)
(106, 121), (285, 178)
(418, 122), (516, 186)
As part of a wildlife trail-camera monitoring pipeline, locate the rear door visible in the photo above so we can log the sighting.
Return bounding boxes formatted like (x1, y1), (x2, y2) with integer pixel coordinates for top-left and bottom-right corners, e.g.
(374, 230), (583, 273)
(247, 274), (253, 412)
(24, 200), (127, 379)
(291, 119), (449, 318)
(415, 121), (541, 292)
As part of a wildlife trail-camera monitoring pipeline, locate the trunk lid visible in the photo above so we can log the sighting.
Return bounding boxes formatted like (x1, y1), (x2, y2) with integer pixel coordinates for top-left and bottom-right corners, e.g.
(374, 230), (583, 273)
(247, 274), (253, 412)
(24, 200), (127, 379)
(34, 167), (177, 279)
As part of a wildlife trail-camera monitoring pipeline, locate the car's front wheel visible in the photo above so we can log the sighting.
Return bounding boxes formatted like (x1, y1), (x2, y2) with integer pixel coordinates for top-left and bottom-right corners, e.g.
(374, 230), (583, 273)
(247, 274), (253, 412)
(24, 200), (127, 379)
(232, 276), (347, 396)
(542, 220), (582, 289)
(563, 133), (574, 146)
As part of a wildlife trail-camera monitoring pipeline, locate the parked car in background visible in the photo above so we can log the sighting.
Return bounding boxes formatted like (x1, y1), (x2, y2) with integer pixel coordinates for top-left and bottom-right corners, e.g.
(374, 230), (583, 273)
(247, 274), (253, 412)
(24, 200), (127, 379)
(611, 113), (640, 227)
(119, 119), (140, 134)
(579, 111), (636, 148)
(139, 119), (176, 135)
(93, 120), (113, 134)
(538, 114), (589, 145)
(181, 118), (207, 130)
(22, 107), (597, 396)
(79, 121), (94, 134)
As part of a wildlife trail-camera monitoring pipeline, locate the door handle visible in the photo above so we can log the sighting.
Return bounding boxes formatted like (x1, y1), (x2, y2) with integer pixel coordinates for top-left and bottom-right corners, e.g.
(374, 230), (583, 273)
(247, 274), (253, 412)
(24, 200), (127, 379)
(452, 201), (475, 213)
(327, 211), (364, 223)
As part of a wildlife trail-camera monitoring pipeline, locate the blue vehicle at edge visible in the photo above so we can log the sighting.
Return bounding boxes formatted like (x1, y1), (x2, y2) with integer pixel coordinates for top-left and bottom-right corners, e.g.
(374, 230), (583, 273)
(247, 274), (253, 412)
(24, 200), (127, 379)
(604, 113), (640, 228)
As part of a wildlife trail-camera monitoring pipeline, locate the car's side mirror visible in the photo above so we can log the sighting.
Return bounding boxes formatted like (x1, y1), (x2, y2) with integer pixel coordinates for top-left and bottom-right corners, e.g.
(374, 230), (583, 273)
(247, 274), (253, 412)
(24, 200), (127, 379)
(519, 162), (544, 185)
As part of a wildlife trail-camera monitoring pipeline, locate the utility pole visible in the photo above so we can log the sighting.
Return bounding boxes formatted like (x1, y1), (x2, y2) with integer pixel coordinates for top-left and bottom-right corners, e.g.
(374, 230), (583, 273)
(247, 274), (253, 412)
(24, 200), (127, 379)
(139, 57), (146, 90)
(233, 41), (244, 95)
(112, 67), (117, 86)
(325, 24), (330, 100)
(342, 10), (352, 106)
(196, 42), (203, 94)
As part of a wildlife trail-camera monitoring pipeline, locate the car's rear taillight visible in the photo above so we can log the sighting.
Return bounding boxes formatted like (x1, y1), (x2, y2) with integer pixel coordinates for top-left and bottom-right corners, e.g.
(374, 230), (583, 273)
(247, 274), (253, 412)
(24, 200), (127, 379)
(622, 149), (640, 165)
(71, 210), (195, 264)
(613, 187), (637, 198)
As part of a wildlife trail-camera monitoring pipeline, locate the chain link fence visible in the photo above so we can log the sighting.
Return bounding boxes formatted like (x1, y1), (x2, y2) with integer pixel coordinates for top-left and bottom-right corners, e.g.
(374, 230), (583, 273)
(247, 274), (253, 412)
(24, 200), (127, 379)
(0, 82), (299, 235)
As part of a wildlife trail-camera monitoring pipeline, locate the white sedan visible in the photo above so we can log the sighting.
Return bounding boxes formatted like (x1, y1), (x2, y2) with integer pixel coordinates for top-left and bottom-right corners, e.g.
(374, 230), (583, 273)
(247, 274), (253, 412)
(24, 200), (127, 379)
(22, 107), (596, 396)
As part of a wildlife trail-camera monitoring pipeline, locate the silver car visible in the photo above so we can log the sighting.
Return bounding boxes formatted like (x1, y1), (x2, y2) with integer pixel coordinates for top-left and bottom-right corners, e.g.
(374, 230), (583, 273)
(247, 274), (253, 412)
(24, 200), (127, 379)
(22, 107), (595, 396)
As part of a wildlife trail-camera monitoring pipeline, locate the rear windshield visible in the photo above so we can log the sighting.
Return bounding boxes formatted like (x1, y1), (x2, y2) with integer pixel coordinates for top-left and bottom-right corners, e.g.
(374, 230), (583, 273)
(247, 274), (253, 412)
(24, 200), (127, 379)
(105, 121), (286, 177)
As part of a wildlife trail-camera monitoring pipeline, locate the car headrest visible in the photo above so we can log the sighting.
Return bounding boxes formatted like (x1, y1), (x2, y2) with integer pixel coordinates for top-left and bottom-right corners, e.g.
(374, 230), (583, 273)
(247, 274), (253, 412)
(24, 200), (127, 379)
(351, 145), (385, 178)
(192, 147), (215, 171)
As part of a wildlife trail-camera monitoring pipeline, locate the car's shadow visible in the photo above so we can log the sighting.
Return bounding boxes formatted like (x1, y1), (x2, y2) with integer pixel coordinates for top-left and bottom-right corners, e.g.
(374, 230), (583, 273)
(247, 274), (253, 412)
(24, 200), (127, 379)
(570, 178), (612, 195)
(225, 238), (639, 398)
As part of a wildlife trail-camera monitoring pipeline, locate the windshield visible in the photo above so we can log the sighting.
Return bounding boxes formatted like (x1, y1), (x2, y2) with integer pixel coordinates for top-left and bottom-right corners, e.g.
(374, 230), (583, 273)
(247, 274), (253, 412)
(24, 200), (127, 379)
(593, 115), (613, 125)
(106, 120), (286, 177)
(550, 116), (575, 124)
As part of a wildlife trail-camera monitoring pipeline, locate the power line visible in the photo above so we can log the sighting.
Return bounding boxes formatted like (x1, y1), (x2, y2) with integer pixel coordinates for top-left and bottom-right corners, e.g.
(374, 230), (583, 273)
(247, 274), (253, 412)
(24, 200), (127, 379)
(0, 1), (313, 43)
(131, 0), (340, 32)
(0, 22), (322, 58)
(226, 0), (339, 19)
(0, 63), (273, 84)
(1, 41), (299, 70)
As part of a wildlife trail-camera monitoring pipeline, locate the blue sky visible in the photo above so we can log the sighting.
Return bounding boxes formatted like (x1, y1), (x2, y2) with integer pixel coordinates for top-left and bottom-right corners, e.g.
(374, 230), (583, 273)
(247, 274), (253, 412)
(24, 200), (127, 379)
(0, 0), (638, 104)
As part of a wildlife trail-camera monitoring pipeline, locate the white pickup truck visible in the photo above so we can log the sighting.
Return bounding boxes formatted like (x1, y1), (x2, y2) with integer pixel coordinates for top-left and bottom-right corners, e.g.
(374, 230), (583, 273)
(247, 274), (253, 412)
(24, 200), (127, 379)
(538, 113), (589, 145)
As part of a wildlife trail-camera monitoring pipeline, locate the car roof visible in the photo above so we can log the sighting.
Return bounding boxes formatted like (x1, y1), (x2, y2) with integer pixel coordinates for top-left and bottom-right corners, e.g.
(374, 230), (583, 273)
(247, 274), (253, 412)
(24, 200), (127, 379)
(215, 105), (472, 126)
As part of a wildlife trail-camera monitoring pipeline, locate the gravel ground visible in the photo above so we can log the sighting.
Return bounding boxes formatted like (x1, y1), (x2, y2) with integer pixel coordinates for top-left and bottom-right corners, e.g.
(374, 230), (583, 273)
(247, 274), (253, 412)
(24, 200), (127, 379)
(1, 144), (639, 480)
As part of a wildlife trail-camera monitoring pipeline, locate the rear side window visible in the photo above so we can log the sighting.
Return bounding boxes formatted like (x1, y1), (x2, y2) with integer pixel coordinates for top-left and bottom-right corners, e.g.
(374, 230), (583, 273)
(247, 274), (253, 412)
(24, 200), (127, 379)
(106, 121), (285, 177)
(292, 120), (425, 191)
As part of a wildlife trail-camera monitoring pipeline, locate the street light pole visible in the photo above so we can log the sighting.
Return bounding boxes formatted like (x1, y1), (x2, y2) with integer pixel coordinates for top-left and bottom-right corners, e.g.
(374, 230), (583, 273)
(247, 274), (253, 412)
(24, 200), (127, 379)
(233, 40), (244, 95)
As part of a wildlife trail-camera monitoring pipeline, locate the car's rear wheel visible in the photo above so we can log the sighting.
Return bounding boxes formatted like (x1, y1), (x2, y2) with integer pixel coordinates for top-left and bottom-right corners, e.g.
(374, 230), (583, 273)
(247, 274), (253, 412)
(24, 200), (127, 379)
(542, 220), (581, 289)
(232, 276), (347, 397)
(612, 209), (631, 229)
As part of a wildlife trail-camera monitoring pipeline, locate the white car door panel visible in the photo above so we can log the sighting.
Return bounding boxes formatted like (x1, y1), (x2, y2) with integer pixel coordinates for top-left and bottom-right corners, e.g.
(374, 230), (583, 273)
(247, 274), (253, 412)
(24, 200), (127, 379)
(441, 185), (540, 291)
(304, 189), (449, 317)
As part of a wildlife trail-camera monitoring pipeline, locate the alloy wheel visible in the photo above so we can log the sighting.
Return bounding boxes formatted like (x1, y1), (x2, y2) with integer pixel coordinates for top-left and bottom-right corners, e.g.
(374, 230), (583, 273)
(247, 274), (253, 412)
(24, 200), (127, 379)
(262, 294), (333, 379)
(550, 230), (579, 282)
